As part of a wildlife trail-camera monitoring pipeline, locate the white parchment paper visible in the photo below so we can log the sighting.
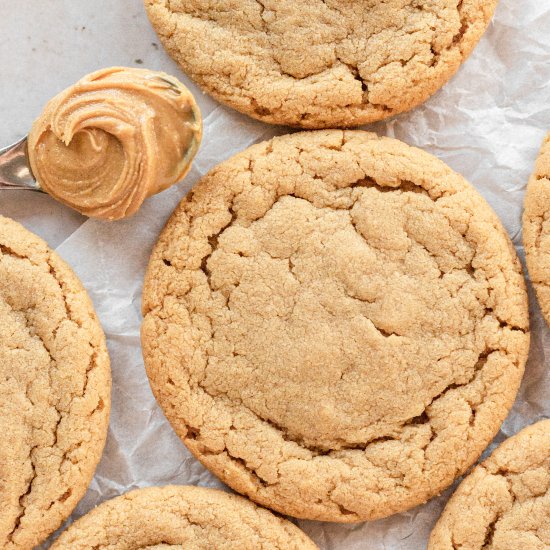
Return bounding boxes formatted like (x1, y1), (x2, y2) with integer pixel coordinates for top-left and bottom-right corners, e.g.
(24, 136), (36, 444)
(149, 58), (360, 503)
(1, 1), (549, 548)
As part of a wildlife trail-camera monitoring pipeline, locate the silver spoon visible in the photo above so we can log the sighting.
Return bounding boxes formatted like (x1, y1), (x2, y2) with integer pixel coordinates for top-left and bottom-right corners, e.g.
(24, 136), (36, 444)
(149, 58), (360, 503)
(0, 137), (41, 191)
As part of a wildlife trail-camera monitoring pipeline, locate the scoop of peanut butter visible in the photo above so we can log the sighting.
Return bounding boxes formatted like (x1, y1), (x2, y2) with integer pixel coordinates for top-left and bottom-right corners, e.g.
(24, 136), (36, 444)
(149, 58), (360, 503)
(28, 67), (202, 220)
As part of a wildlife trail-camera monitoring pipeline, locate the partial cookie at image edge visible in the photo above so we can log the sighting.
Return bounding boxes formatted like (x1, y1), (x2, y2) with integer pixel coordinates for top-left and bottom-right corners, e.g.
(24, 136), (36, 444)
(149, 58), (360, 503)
(523, 133), (550, 326)
(50, 485), (319, 549)
(428, 419), (550, 550)
(0, 215), (111, 550)
(144, 0), (499, 128)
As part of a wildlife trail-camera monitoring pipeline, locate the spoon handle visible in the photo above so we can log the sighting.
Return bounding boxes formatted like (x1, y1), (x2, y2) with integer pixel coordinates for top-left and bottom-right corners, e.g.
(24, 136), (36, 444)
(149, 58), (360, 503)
(0, 137), (42, 191)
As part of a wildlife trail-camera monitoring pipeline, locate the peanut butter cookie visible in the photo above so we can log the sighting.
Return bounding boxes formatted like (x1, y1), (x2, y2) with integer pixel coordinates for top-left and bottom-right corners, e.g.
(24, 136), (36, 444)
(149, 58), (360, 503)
(429, 419), (550, 550)
(142, 130), (529, 522)
(144, 0), (499, 128)
(51, 485), (318, 549)
(0, 216), (111, 549)
(523, 133), (550, 325)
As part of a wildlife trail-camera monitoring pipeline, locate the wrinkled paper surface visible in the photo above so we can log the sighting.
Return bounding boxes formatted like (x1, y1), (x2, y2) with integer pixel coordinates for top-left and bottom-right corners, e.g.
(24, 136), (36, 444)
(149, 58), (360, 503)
(1, 1), (549, 548)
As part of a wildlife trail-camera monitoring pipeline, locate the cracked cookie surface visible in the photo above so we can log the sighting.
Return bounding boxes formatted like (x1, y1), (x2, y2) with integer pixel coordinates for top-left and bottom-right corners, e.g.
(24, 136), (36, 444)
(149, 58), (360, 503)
(141, 130), (529, 521)
(0, 216), (111, 549)
(144, 0), (498, 128)
(51, 485), (318, 549)
(429, 419), (550, 550)
(523, 133), (550, 326)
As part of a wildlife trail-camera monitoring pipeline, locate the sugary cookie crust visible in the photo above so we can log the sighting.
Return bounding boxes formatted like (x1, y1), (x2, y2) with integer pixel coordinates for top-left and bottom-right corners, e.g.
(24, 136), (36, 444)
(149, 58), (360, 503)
(144, 0), (498, 128)
(0, 216), (111, 549)
(51, 485), (318, 549)
(429, 419), (550, 550)
(142, 130), (529, 521)
(523, 133), (550, 325)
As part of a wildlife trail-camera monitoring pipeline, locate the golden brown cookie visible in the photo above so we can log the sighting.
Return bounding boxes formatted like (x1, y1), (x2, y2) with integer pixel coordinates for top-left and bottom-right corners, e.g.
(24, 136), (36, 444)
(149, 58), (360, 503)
(429, 419), (550, 550)
(523, 133), (550, 325)
(141, 130), (529, 522)
(0, 216), (111, 549)
(144, 0), (499, 128)
(51, 485), (318, 549)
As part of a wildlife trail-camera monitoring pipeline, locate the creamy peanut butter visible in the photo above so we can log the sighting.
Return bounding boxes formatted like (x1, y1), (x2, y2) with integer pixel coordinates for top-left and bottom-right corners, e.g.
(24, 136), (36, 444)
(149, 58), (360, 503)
(28, 67), (202, 220)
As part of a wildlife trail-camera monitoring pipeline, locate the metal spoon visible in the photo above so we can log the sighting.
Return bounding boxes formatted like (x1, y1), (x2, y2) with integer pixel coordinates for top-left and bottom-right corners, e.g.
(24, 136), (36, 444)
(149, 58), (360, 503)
(0, 137), (41, 191)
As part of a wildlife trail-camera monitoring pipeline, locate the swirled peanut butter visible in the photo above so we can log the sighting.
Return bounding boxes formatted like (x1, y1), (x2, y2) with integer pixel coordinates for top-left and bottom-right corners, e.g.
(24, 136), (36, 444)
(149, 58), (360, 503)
(28, 67), (202, 220)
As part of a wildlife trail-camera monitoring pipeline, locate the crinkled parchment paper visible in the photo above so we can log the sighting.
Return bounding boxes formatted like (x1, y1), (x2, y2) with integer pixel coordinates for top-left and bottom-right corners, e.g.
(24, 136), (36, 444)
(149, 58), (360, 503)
(1, 1), (549, 548)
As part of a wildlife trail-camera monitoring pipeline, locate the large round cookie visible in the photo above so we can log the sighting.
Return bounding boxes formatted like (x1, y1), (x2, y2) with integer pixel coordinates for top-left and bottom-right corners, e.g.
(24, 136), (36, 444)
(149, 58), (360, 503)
(141, 130), (529, 522)
(429, 419), (550, 549)
(0, 216), (111, 549)
(523, 133), (550, 325)
(144, 0), (499, 128)
(51, 485), (318, 549)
